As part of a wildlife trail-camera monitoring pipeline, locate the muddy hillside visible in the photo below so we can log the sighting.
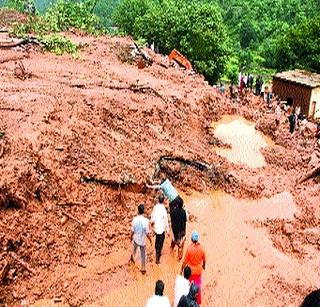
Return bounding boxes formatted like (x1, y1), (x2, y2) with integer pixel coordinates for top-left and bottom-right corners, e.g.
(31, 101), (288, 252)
(1, 22), (320, 307)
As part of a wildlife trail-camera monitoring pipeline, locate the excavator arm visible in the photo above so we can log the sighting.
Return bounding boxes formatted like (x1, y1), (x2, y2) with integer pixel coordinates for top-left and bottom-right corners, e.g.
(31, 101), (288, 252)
(168, 49), (193, 70)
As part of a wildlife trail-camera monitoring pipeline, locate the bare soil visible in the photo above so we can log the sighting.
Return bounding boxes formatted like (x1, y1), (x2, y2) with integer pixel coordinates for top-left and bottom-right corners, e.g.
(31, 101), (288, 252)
(0, 11), (319, 306)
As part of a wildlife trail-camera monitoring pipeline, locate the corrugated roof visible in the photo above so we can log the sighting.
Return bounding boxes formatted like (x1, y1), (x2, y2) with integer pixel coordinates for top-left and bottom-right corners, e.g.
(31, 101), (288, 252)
(274, 70), (320, 88)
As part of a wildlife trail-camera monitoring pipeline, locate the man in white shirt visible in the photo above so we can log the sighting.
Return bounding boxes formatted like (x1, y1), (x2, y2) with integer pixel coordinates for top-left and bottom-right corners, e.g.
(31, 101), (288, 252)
(130, 204), (151, 274)
(174, 266), (191, 307)
(146, 280), (170, 307)
(150, 194), (169, 264)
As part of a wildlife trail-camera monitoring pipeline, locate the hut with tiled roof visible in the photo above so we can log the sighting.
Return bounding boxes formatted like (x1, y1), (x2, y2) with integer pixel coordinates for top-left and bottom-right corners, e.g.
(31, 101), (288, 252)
(273, 70), (320, 119)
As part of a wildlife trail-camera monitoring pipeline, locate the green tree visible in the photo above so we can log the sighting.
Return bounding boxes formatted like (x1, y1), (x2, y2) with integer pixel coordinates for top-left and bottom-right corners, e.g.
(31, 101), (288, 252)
(94, 0), (119, 28)
(113, 0), (152, 35)
(4, 0), (27, 12)
(114, 0), (230, 83)
(275, 16), (320, 72)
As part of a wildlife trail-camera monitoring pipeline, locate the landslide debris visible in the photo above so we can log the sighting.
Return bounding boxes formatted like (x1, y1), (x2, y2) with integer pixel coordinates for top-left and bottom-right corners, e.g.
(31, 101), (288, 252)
(0, 12), (319, 307)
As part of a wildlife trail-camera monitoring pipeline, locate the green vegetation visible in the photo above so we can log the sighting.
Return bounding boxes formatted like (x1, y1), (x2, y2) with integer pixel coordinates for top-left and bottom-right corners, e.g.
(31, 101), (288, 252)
(7, 0), (100, 55)
(1, 0), (319, 82)
(4, 0), (25, 11)
(274, 16), (320, 72)
(44, 0), (99, 33)
(39, 34), (78, 55)
(11, 19), (79, 55)
(216, 0), (320, 76)
(114, 0), (230, 83)
(10, 0), (100, 34)
(93, 0), (119, 29)
(113, 0), (320, 82)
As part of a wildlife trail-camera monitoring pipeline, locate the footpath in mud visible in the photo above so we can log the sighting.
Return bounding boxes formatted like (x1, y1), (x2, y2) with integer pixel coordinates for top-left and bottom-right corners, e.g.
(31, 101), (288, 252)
(0, 19), (320, 306)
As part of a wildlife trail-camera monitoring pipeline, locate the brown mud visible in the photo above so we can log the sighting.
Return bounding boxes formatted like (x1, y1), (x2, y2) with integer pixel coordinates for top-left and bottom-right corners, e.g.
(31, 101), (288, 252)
(0, 11), (320, 306)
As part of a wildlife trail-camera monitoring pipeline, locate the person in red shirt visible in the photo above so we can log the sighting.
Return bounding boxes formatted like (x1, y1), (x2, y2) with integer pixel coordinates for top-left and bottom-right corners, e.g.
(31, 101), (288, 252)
(181, 231), (206, 305)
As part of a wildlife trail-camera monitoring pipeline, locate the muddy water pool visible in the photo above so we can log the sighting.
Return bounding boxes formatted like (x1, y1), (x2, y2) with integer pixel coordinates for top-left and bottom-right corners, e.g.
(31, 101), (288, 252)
(212, 115), (274, 168)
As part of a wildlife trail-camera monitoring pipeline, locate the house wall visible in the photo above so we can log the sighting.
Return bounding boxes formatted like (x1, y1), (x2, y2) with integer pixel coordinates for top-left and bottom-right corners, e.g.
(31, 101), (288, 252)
(272, 78), (312, 116)
(310, 87), (320, 119)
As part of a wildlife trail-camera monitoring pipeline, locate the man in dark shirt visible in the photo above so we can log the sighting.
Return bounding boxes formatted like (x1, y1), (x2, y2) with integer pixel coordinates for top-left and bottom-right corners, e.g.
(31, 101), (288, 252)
(178, 283), (199, 307)
(171, 200), (187, 260)
(289, 112), (296, 134)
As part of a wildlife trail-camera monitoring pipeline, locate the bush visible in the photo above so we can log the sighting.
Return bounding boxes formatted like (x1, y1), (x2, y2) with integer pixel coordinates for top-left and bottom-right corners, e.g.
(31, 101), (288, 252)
(39, 34), (78, 55)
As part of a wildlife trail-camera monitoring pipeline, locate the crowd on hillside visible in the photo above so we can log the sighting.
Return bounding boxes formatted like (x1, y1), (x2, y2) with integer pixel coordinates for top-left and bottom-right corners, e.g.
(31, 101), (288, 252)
(218, 73), (320, 142)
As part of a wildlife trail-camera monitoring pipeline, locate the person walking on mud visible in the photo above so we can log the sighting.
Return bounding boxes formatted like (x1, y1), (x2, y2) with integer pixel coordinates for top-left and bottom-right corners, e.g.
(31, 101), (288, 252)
(150, 194), (170, 264)
(177, 283), (200, 307)
(275, 104), (282, 127)
(171, 199), (187, 260)
(174, 266), (192, 307)
(181, 231), (206, 306)
(229, 83), (235, 99)
(130, 204), (151, 274)
(146, 280), (170, 307)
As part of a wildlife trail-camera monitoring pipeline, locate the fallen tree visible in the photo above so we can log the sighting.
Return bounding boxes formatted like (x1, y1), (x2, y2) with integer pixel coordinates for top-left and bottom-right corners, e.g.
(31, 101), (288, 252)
(0, 37), (42, 49)
(159, 156), (212, 171)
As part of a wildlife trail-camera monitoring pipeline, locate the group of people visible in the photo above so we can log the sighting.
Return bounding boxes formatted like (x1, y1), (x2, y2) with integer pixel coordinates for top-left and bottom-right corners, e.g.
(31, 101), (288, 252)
(277, 104), (310, 136)
(146, 269), (200, 307)
(253, 75), (273, 104)
(130, 178), (206, 306)
(144, 230), (205, 307)
(239, 73), (254, 95)
(276, 101), (320, 141)
(225, 73), (271, 101)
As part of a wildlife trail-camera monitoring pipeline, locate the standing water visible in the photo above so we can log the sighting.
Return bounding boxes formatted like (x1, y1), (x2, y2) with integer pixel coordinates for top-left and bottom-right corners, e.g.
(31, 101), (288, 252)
(212, 115), (274, 168)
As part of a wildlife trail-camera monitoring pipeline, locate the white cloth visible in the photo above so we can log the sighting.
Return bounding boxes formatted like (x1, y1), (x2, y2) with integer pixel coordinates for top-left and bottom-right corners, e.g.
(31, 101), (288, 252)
(174, 275), (190, 307)
(150, 203), (169, 234)
(132, 215), (149, 246)
(146, 295), (171, 307)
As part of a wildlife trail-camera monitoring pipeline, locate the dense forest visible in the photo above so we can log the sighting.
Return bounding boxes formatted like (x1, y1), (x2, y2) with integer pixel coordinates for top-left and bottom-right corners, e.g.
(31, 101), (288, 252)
(1, 0), (319, 83)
